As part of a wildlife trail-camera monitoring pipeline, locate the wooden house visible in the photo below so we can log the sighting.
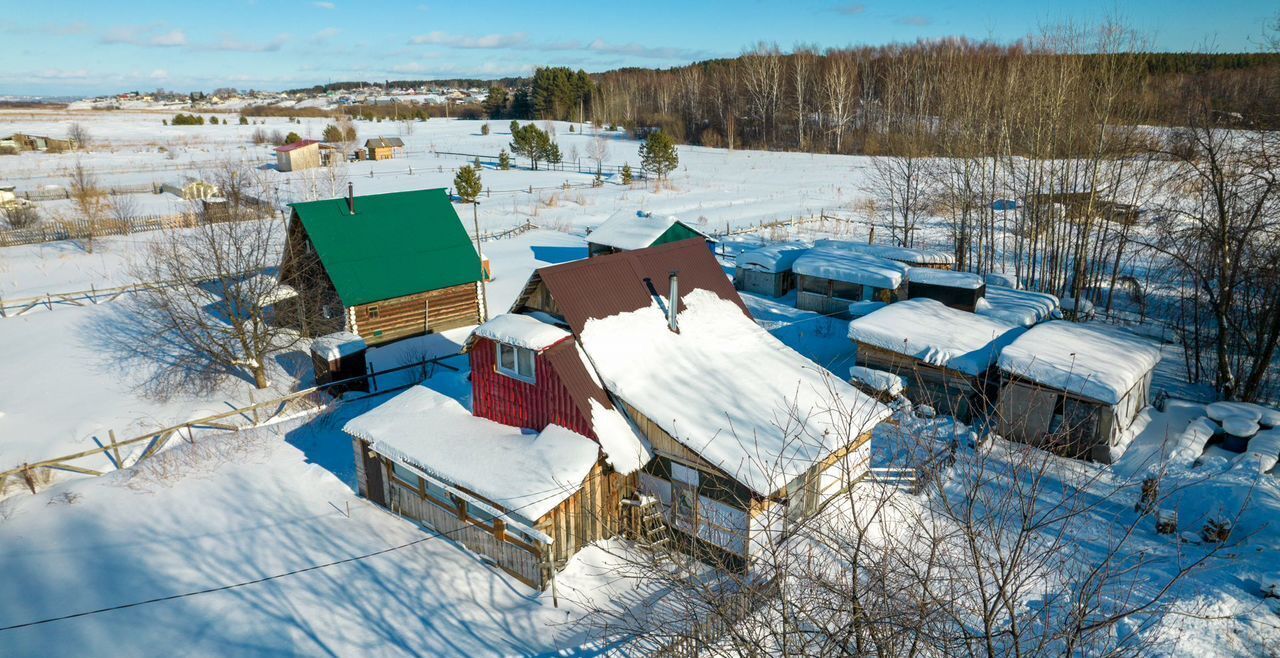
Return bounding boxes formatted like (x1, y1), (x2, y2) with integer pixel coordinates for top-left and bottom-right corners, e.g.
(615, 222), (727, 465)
(6, 133), (75, 152)
(905, 267), (986, 312)
(792, 248), (910, 317)
(815, 238), (956, 270)
(279, 187), (484, 346)
(733, 241), (810, 298)
(274, 139), (321, 172)
(509, 239), (891, 572)
(364, 137), (405, 160)
(586, 210), (713, 257)
(995, 321), (1161, 463)
(848, 298), (1023, 422)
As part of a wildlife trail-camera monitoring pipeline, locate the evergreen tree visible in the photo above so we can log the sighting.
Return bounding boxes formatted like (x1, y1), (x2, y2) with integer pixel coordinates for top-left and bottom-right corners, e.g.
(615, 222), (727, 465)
(343, 124), (357, 142)
(639, 131), (678, 180)
(482, 86), (509, 118)
(481, 122), (490, 136)
(509, 119), (520, 135)
(546, 141), (562, 165)
(454, 165), (482, 203)
(239, 116), (249, 125)
(621, 163), (633, 185)
(322, 124), (343, 142)
(284, 131), (302, 144)
(498, 149), (511, 170)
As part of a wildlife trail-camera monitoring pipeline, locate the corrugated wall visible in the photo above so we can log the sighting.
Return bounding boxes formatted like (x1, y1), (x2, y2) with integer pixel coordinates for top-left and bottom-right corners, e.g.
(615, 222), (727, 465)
(470, 336), (595, 438)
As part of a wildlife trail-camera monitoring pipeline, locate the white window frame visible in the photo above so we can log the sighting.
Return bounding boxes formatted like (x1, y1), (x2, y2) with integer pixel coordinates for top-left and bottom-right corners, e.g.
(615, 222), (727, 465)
(495, 342), (537, 383)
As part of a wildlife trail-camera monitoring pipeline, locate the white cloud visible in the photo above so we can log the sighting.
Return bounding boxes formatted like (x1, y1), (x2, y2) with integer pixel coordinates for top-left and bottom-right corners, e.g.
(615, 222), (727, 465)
(311, 27), (341, 42)
(408, 31), (528, 49)
(585, 39), (704, 60)
(151, 29), (187, 47)
(198, 34), (291, 52)
(150, 69), (169, 80)
(313, 1), (336, 8)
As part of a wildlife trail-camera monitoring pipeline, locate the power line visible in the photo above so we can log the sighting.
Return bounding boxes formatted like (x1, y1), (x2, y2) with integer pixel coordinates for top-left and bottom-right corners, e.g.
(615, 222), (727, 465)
(0, 468), (609, 633)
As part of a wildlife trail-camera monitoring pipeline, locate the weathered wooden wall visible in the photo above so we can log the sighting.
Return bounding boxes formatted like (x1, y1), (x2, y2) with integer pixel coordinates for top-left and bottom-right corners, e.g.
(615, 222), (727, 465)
(352, 282), (481, 345)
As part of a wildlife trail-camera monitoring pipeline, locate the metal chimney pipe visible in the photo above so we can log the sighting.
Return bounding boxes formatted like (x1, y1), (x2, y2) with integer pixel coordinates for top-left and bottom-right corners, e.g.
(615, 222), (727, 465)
(347, 182), (354, 215)
(668, 271), (679, 333)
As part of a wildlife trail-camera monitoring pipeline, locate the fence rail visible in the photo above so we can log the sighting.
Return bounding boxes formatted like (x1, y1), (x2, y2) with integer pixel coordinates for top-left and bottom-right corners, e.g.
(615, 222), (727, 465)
(13, 182), (160, 201)
(0, 353), (464, 496)
(433, 149), (649, 179)
(653, 578), (781, 657)
(0, 213), (195, 247)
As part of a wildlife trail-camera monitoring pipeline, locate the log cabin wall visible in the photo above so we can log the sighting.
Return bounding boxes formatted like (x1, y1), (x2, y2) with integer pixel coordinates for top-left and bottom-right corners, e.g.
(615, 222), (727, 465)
(470, 336), (594, 437)
(352, 282), (481, 346)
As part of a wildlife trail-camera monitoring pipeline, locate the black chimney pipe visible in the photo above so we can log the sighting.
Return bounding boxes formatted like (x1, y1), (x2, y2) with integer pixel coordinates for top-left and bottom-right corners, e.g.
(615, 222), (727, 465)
(346, 182), (354, 215)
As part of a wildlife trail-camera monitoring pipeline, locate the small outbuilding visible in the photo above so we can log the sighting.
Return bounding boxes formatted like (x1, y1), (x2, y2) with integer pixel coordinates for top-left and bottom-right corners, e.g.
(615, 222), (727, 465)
(848, 298), (1024, 421)
(905, 267), (986, 312)
(364, 137), (405, 160)
(586, 211), (713, 257)
(733, 241), (810, 297)
(275, 139), (321, 172)
(792, 248), (909, 317)
(995, 321), (1162, 462)
(815, 238), (956, 270)
(978, 285), (1059, 327)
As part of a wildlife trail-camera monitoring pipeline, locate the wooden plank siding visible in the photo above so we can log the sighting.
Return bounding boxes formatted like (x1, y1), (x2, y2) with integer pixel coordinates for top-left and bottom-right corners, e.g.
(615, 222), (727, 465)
(352, 282), (482, 346)
(855, 342), (984, 421)
(355, 438), (631, 589)
(470, 336), (594, 437)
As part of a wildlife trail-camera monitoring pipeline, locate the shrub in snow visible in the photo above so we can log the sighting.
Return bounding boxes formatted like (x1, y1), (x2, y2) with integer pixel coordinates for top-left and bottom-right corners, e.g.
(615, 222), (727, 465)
(1136, 477), (1159, 514)
(481, 123), (490, 136)
(1201, 517), (1232, 544)
(1156, 510), (1178, 535)
(916, 404), (937, 419)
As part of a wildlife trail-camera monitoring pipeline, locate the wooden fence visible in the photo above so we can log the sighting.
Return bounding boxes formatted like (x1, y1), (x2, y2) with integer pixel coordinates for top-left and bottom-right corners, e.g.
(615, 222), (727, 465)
(13, 182), (159, 201)
(0, 213), (196, 247)
(712, 212), (864, 240)
(652, 578), (781, 657)
(433, 149), (649, 180)
(0, 354), (463, 497)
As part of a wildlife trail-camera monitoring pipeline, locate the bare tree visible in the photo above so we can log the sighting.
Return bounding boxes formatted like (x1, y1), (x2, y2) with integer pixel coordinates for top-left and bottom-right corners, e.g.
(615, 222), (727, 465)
(2, 203), (40, 229)
(820, 51), (858, 154)
(67, 122), (91, 150)
(587, 131), (611, 174)
(68, 160), (106, 253)
(109, 192), (139, 225)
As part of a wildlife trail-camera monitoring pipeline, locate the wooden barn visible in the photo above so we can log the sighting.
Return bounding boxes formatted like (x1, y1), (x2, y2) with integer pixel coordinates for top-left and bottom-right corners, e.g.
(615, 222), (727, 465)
(995, 321), (1161, 463)
(905, 267), (987, 312)
(848, 298), (1023, 422)
(733, 241), (810, 298)
(815, 238), (956, 270)
(278, 187), (484, 346)
(274, 139), (321, 172)
(364, 137), (405, 160)
(792, 248), (910, 317)
(511, 239), (891, 572)
(586, 210), (713, 257)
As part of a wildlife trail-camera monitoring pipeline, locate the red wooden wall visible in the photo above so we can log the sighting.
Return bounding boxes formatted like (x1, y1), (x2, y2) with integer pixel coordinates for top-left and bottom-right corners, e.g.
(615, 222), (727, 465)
(471, 336), (594, 438)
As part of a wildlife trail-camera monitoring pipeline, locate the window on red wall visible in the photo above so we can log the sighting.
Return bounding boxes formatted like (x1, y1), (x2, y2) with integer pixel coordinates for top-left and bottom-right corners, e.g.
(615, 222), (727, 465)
(496, 342), (536, 383)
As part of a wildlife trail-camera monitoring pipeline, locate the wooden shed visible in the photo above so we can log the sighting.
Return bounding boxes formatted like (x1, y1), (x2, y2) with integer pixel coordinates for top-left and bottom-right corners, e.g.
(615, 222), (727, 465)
(733, 242), (809, 298)
(815, 238), (956, 270)
(278, 187), (484, 346)
(364, 137), (405, 161)
(995, 321), (1161, 463)
(274, 139), (321, 172)
(585, 210), (713, 257)
(848, 298), (1023, 421)
(905, 268), (987, 312)
(792, 248), (910, 317)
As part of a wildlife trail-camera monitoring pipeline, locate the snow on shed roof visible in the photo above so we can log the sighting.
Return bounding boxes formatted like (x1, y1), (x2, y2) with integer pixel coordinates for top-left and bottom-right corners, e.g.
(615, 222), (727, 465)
(274, 139), (319, 152)
(735, 242), (811, 273)
(586, 211), (708, 251)
(579, 288), (891, 497)
(908, 267), (984, 289)
(978, 285), (1059, 327)
(473, 313), (570, 352)
(848, 298), (1024, 376)
(344, 386), (599, 521)
(792, 248), (909, 289)
(815, 238), (956, 265)
(998, 321), (1162, 405)
(311, 331), (365, 361)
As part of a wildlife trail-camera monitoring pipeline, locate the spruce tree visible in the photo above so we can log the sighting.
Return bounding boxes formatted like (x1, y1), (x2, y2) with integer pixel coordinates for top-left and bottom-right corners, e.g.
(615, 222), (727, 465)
(322, 124), (343, 142)
(284, 131), (302, 144)
(454, 165), (482, 203)
(499, 149), (511, 170)
(639, 130), (678, 180)
(546, 141), (562, 165)
(481, 122), (490, 136)
(621, 163), (633, 185)
(239, 116), (249, 125)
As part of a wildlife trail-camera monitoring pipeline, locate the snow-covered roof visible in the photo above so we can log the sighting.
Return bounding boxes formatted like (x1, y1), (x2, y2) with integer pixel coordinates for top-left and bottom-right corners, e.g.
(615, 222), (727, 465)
(849, 365), (906, 397)
(472, 313), (570, 352)
(792, 248), (909, 289)
(907, 267), (984, 290)
(344, 386), (600, 521)
(998, 321), (1162, 405)
(735, 242), (811, 273)
(848, 298), (1024, 376)
(587, 211), (707, 251)
(815, 238), (956, 265)
(985, 272), (1019, 289)
(978, 285), (1059, 327)
(579, 289), (891, 496)
(311, 331), (366, 361)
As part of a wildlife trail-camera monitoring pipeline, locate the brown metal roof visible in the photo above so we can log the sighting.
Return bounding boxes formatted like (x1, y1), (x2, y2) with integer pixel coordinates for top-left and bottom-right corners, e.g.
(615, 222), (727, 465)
(533, 238), (749, 335)
(542, 339), (613, 423)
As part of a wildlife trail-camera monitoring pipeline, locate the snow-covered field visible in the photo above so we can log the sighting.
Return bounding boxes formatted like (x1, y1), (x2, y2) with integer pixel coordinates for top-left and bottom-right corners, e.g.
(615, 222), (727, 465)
(2, 108), (1277, 656)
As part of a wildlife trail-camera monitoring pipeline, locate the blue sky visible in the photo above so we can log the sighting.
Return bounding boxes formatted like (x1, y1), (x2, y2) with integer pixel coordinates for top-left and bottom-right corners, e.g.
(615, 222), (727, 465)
(1, 0), (1275, 95)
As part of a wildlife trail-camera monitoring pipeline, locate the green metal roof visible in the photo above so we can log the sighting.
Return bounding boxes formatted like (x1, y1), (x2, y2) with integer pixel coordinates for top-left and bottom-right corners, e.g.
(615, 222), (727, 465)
(290, 188), (481, 307)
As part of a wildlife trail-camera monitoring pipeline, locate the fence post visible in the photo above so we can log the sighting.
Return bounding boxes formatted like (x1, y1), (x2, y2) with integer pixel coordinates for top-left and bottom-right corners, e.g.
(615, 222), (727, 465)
(108, 429), (122, 470)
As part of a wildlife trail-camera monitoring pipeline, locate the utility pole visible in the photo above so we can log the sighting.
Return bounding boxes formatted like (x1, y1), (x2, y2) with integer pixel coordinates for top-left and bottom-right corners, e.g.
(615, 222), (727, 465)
(472, 201), (489, 321)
